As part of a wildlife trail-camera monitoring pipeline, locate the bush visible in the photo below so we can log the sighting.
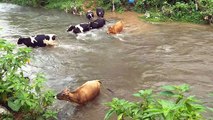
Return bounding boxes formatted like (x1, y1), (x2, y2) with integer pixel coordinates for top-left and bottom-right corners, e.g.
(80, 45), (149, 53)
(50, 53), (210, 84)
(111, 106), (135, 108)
(45, 0), (84, 11)
(0, 0), (48, 7)
(105, 84), (208, 120)
(97, 0), (213, 24)
(0, 39), (57, 120)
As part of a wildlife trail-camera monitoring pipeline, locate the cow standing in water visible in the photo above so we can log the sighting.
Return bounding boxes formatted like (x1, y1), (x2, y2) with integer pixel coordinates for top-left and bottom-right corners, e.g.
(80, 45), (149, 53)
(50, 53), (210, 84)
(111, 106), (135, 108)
(57, 80), (101, 105)
(17, 34), (57, 47)
(107, 21), (124, 34)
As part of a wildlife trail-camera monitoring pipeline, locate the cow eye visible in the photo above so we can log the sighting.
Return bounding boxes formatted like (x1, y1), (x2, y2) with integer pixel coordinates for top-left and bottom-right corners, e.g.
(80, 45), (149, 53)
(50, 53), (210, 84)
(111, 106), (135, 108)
(52, 36), (56, 40)
(46, 36), (50, 40)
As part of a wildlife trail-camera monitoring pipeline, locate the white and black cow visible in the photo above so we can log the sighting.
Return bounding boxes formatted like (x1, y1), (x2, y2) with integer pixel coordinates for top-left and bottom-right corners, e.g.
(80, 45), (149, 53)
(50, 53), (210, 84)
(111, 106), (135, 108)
(204, 15), (213, 25)
(89, 18), (106, 29)
(67, 23), (91, 34)
(86, 10), (94, 20)
(96, 7), (105, 18)
(17, 34), (57, 47)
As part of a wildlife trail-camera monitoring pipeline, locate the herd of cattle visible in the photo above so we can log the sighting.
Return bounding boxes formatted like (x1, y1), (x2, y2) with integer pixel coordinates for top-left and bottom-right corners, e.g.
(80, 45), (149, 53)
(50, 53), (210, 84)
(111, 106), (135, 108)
(16, 8), (124, 105)
(17, 7), (124, 48)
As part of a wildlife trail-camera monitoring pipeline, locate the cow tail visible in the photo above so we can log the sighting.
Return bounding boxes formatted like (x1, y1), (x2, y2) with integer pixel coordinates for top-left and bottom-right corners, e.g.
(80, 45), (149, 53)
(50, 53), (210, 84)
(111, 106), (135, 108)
(98, 80), (114, 94)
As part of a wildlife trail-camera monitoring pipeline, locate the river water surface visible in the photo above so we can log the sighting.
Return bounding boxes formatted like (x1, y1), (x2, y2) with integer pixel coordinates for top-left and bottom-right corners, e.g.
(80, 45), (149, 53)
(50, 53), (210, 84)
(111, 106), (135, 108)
(0, 3), (213, 120)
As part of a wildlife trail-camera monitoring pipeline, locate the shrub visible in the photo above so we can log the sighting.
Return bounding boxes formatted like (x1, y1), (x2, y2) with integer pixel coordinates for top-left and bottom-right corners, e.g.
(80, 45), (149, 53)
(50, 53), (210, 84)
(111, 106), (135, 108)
(0, 39), (57, 120)
(0, 0), (47, 7)
(45, 0), (84, 12)
(105, 84), (207, 120)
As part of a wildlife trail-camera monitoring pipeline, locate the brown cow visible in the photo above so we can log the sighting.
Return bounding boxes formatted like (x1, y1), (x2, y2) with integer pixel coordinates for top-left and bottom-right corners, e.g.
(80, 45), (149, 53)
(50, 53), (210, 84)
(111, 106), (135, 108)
(57, 80), (101, 105)
(107, 21), (124, 34)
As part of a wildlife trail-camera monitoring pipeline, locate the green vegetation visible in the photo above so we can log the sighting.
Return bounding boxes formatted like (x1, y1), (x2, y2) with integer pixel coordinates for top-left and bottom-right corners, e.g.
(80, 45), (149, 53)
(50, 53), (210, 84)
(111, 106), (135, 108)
(98, 0), (213, 24)
(0, 0), (212, 24)
(0, 39), (56, 120)
(104, 84), (212, 120)
(0, 0), (47, 7)
(45, 0), (84, 13)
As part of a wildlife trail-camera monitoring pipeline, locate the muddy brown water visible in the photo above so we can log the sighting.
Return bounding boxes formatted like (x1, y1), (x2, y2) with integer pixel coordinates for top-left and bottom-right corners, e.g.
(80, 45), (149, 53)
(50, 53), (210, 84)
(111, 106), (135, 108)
(0, 3), (213, 120)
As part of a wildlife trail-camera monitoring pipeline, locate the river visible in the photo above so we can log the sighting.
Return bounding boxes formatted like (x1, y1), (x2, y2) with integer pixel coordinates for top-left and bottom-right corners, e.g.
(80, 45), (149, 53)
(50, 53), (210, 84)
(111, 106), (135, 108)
(0, 3), (213, 120)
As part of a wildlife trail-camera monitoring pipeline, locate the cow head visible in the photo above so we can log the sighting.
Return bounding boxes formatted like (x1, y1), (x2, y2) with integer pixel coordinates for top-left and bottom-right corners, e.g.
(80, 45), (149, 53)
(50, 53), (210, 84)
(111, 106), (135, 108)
(45, 34), (57, 40)
(17, 37), (28, 44)
(56, 88), (71, 101)
(67, 25), (75, 32)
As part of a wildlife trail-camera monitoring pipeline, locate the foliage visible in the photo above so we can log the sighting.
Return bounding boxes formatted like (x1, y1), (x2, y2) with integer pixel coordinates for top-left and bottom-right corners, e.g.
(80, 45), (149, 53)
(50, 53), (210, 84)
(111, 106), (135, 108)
(105, 84), (208, 120)
(45, 0), (84, 12)
(1, 0), (212, 24)
(0, 0), (48, 7)
(98, 0), (213, 24)
(0, 39), (56, 120)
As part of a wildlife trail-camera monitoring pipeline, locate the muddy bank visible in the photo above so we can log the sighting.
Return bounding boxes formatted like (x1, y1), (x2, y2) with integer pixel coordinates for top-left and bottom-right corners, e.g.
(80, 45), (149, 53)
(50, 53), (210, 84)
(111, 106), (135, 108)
(105, 11), (157, 35)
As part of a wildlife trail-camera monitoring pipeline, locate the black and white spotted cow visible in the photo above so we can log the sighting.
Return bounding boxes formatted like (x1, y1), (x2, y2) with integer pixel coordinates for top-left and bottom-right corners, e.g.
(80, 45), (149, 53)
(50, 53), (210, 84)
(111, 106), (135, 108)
(96, 7), (105, 18)
(17, 34), (57, 47)
(67, 23), (91, 34)
(204, 15), (213, 25)
(86, 10), (94, 20)
(89, 18), (106, 29)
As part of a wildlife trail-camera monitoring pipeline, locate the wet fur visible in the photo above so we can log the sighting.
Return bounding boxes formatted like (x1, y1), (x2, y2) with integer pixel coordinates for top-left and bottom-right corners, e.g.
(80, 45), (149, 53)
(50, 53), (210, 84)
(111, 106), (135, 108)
(17, 34), (57, 47)
(57, 80), (101, 105)
(86, 10), (94, 20)
(89, 18), (106, 29)
(107, 21), (124, 34)
(204, 15), (213, 25)
(67, 23), (91, 34)
(96, 7), (105, 18)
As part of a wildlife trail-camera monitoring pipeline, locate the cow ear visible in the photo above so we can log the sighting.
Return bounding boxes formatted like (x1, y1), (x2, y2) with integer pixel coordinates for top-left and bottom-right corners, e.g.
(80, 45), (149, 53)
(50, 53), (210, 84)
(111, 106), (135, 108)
(64, 88), (70, 93)
(67, 25), (75, 32)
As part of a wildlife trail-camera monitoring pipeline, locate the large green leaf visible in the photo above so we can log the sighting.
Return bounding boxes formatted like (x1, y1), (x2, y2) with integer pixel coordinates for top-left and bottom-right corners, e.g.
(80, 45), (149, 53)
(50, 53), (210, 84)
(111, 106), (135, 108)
(104, 109), (114, 120)
(117, 113), (123, 120)
(161, 85), (176, 91)
(160, 91), (175, 96)
(8, 100), (22, 112)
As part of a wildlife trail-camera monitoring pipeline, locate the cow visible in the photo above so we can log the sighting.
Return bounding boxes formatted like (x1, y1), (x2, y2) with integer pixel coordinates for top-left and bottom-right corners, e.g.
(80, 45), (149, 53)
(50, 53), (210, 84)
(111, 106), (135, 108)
(67, 23), (91, 34)
(107, 21), (124, 34)
(204, 15), (213, 25)
(89, 18), (106, 29)
(17, 34), (57, 47)
(57, 80), (101, 105)
(86, 10), (94, 20)
(96, 7), (105, 18)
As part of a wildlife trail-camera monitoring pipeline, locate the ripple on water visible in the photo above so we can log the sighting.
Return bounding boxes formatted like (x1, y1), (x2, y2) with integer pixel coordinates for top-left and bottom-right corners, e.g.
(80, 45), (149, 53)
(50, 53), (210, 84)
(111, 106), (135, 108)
(155, 44), (174, 53)
(57, 44), (93, 52)
(0, 3), (22, 12)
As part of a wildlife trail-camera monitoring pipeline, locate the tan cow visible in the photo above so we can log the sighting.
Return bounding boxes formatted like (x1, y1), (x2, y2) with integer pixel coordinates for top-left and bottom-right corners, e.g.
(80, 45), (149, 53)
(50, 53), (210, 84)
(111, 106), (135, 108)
(107, 21), (124, 34)
(57, 80), (101, 105)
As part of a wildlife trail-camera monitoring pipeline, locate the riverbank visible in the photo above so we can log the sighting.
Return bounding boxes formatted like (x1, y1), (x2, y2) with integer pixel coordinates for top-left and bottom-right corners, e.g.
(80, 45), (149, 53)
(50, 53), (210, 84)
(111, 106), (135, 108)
(1, 2), (213, 120)
(105, 11), (157, 35)
(0, 0), (212, 25)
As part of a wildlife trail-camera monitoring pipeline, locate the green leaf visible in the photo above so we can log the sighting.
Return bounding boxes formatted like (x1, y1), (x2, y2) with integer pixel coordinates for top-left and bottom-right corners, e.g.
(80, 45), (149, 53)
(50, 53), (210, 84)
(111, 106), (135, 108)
(35, 85), (41, 93)
(178, 84), (189, 92)
(104, 109), (114, 120)
(160, 91), (175, 96)
(117, 113), (123, 120)
(161, 85), (176, 91)
(8, 100), (22, 112)
(133, 93), (141, 97)
(207, 107), (213, 112)
(143, 108), (163, 118)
